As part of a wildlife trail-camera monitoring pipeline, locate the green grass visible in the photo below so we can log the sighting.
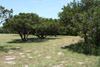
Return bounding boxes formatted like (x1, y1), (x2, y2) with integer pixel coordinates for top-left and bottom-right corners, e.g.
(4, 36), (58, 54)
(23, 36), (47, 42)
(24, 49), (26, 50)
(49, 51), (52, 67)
(0, 34), (99, 67)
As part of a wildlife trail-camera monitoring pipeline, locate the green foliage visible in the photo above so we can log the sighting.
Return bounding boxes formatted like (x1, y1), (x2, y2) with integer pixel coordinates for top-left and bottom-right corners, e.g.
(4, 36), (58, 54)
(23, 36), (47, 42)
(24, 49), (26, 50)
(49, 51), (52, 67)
(0, 27), (12, 33)
(59, 0), (100, 46)
(78, 0), (100, 46)
(3, 13), (39, 41)
(3, 13), (61, 40)
(0, 6), (13, 24)
(34, 18), (60, 39)
(59, 1), (80, 35)
(87, 7), (100, 46)
(62, 41), (100, 56)
(0, 27), (3, 33)
(34, 22), (47, 39)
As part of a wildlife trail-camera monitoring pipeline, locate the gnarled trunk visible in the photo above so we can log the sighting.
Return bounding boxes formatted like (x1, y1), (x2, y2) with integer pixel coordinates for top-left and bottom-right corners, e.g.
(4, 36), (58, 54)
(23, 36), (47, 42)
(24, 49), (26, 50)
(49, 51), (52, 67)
(18, 32), (28, 42)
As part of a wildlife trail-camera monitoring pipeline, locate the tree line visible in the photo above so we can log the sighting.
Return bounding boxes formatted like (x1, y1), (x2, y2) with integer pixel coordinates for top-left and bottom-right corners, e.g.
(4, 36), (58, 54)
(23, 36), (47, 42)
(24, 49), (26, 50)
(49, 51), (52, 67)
(0, 0), (100, 47)
(59, 0), (100, 55)
(59, 0), (100, 47)
(2, 13), (61, 41)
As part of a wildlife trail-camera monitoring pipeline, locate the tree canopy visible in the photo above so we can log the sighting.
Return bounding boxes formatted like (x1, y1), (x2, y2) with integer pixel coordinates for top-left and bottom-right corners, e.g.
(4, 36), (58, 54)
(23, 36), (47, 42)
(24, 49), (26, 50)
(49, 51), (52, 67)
(3, 13), (60, 41)
(3, 13), (39, 41)
(0, 6), (13, 24)
(59, 0), (100, 46)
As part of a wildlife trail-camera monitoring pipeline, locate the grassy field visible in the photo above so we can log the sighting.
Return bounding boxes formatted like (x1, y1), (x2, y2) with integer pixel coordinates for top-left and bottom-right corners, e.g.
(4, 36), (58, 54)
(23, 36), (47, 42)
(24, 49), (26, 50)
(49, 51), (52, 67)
(0, 34), (99, 67)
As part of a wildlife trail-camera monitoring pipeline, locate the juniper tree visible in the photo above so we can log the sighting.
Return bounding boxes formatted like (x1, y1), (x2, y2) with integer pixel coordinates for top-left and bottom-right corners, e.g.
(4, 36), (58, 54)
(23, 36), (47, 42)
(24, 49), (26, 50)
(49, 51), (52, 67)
(3, 13), (39, 41)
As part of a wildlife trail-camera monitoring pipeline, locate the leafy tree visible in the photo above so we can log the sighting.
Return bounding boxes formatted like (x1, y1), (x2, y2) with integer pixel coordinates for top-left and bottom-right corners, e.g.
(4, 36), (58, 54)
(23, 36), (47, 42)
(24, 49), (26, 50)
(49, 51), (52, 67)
(0, 6), (12, 24)
(79, 11), (90, 43)
(0, 27), (3, 33)
(34, 22), (47, 39)
(3, 13), (39, 41)
(78, 0), (100, 45)
(59, 0), (100, 46)
(59, 1), (80, 35)
(34, 18), (60, 39)
(88, 7), (100, 46)
(0, 27), (11, 33)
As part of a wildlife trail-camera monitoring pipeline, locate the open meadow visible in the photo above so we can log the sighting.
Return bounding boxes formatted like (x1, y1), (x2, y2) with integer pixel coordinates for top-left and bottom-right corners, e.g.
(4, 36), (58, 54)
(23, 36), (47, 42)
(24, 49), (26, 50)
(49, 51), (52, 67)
(0, 34), (99, 67)
(1, 0), (100, 67)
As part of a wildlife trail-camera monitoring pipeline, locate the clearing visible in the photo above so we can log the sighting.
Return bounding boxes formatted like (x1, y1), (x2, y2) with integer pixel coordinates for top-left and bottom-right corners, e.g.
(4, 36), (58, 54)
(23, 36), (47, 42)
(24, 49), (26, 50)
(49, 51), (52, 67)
(0, 34), (99, 67)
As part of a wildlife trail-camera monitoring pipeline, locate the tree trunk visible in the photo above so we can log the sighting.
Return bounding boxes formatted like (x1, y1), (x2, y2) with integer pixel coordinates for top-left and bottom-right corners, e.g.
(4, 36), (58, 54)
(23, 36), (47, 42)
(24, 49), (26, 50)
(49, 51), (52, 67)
(84, 30), (88, 43)
(19, 32), (24, 41)
(23, 34), (28, 42)
(84, 35), (88, 43)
